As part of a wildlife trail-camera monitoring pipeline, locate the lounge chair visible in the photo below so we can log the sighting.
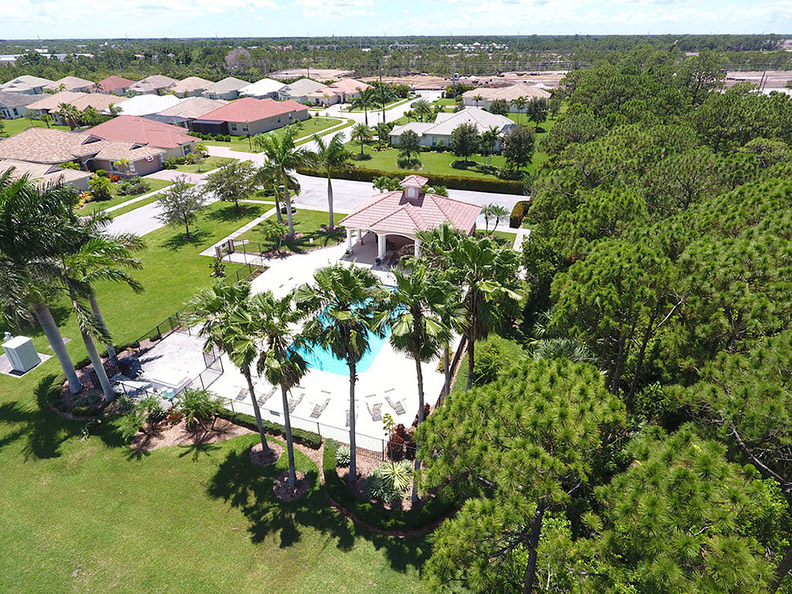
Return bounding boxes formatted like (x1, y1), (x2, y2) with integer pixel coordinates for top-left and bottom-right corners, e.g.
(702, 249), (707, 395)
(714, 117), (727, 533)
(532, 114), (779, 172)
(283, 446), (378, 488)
(385, 395), (405, 416)
(366, 402), (382, 422)
(311, 397), (330, 419)
(288, 391), (304, 413)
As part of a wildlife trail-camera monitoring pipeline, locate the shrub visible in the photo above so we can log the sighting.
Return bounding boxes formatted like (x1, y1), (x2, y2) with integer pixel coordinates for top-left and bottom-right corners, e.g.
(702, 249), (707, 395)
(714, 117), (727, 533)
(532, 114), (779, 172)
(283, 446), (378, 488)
(335, 445), (351, 468)
(510, 200), (530, 228)
(95, 169), (108, 177)
(72, 405), (100, 417)
(214, 408), (322, 449)
(59, 161), (80, 170)
(396, 156), (422, 170)
(89, 175), (114, 201)
(118, 411), (144, 441)
(147, 402), (166, 424)
(117, 176), (150, 196)
(164, 157), (188, 169)
(108, 173), (121, 183)
(115, 395), (135, 413)
(177, 388), (220, 430)
(366, 460), (412, 503)
(472, 340), (506, 386)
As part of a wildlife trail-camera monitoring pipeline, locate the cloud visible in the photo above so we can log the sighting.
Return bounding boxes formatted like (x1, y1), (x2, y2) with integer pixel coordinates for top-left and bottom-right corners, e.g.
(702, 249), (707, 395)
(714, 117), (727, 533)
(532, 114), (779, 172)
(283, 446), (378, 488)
(294, 0), (375, 18)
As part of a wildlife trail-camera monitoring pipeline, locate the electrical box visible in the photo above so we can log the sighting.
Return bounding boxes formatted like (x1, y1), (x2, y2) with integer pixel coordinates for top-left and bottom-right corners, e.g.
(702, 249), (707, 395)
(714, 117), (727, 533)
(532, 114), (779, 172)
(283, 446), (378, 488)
(2, 335), (41, 373)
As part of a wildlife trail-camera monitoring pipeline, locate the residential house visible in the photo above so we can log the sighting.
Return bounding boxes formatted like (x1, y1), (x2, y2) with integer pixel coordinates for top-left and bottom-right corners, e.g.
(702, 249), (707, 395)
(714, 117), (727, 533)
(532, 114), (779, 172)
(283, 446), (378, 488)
(201, 77), (249, 100)
(277, 78), (326, 104)
(97, 75), (137, 96)
(126, 75), (178, 96)
(117, 94), (181, 116)
(462, 83), (551, 111)
(0, 91), (39, 119)
(0, 128), (166, 176)
(145, 97), (228, 129)
(0, 75), (53, 95)
(44, 76), (95, 93)
(191, 97), (309, 137)
(238, 78), (286, 100)
(26, 92), (127, 125)
(86, 115), (198, 160)
(169, 76), (213, 98)
(0, 159), (92, 190)
(389, 107), (515, 149)
(306, 78), (372, 106)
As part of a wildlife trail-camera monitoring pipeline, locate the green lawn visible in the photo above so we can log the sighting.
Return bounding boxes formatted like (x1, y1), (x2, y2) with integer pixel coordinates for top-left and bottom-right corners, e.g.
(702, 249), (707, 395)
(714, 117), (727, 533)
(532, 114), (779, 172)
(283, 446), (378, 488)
(476, 229), (518, 246)
(0, 117), (70, 137)
(237, 208), (346, 254)
(172, 155), (235, 174)
(203, 117), (347, 153)
(77, 178), (173, 215)
(341, 98), (410, 113)
(452, 335), (527, 394)
(0, 199), (429, 592)
(432, 98), (457, 107)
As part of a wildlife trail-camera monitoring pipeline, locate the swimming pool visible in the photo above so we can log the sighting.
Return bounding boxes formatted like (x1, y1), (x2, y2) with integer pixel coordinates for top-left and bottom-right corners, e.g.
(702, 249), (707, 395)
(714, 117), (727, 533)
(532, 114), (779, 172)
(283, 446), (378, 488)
(294, 328), (391, 375)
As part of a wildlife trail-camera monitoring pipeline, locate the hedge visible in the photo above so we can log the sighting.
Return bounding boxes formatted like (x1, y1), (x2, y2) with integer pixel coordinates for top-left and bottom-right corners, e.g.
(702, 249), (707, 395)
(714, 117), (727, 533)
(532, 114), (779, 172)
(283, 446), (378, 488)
(509, 200), (531, 228)
(296, 165), (526, 195)
(323, 439), (455, 531)
(215, 408), (322, 449)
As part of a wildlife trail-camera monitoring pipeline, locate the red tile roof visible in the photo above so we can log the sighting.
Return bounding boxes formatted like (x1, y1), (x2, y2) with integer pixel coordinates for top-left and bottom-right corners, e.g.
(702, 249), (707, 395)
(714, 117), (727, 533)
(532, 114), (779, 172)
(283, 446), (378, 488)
(196, 97), (308, 122)
(98, 76), (136, 93)
(86, 115), (195, 149)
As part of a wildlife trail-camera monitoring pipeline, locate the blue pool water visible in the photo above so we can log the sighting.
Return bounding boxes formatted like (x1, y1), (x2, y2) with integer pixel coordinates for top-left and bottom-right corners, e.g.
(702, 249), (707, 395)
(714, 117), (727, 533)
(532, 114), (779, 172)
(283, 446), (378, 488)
(294, 328), (391, 375)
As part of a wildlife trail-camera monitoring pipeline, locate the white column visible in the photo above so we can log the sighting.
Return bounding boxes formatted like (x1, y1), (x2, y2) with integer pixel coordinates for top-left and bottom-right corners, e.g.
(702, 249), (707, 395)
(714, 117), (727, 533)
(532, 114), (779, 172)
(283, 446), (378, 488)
(414, 236), (421, 258)
(377, 233), (387, 259)
(346, 228), (353, 249)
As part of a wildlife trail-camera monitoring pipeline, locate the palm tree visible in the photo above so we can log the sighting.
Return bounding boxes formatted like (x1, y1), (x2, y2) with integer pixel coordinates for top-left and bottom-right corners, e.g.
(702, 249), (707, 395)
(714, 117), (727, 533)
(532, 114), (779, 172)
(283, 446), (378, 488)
(40, 113), (52, 129)
(511, 96), (527, 123)
(307, 132), (352, 229)
(480, 126), (501, 166)
(473, 93), (483, 108)
(254, 126), (306, 236)
(375, 122), (391, 150)
(412, 99), (432, 122)
(0, 172), (84, 393)
(249, 291), (308, 487)
(379, 264), (450, 502)
(56, 103), (82, 130)
(372, 84), (394, 124)
(481, 203), (510, 234)
(350, 123), (373, 159)
(296, 264), (386, 482)
(188, 282), (273, 456)
(351, 88), (376, 126)
(107, 103), (121, 117)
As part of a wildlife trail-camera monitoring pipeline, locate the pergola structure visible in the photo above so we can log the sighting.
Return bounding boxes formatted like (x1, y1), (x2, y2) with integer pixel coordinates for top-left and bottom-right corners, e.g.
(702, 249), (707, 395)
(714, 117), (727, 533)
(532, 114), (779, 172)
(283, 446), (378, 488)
(339, 175), (482, 262)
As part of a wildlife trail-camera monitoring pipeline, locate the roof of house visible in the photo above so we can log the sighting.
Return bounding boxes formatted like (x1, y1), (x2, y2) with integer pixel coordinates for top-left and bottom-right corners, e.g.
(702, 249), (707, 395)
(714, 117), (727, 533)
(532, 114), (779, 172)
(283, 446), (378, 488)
(127, 75), (178, 94)
(423, 107), (514, 136)
(279, 78), (326, 96)
(169, 76), (212, 95)
(0, 75), (54, 93)
(0, 90), (42, 109)
(196, 97), (307, 123)
(98, 75), (136, 93)
(327, 78), (372, 94)
(71, 93), (127, 113)
(400, 175), (429, 187)
(87, 115), (196, 149)
(26, 91), (87, 111)
(202, 77), (249, 94)
(462, 82), (551, 102)
(339, 177), (481, 236)
(0, 158), (92, 186)
(238, 78), (286, 97)
(388, 122), (435, 137)
(0, 128), (163, 164)
(117, 94), (181, 116)
(307, 88), (343, 99)
(154, 97), (228, 119)
(44, 76), (95, 92)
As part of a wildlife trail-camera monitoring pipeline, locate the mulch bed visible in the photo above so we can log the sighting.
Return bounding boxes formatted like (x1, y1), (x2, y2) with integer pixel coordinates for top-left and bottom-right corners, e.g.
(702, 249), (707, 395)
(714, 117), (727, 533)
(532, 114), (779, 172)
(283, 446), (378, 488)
(131, 418), (252, 453)
(249, 440), (283, 465)
(273, 471), (310, 501)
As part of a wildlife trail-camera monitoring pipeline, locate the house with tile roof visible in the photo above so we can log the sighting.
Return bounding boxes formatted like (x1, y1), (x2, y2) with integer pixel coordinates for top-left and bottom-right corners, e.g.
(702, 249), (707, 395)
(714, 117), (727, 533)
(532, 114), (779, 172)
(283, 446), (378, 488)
(389, 107), (515, 149)
(0, 159), (92, 190)
(306, 78), (372, 106)
(116, 94), (181, 116)
(145, 97), (228, 129)
(169, 77), (213, 98)
(0, 128), (166, 176)
(0, 91), (39, 119)
(462, 83), (551, 112)
(238, 78), (286, 100)
(86, 115), (198, 160)
(26, 92), (128, 125)
(340, 174), (481, 260)
(97, 75), (137, 96)
(127, 75), (178, 96)
(191, 97), (309, 137)
(201, 77), (249, 100)
(277, 78), (326, 104)
(0, 75), (53, 95)
(44, 76), (95, 93)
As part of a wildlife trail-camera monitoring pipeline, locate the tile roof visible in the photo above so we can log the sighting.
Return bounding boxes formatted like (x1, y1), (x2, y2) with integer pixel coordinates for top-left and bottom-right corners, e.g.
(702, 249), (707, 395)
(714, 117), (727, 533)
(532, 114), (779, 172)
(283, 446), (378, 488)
(44, 76), (95, 92)
(71, 94), (127, 113)
(0, 158), (92, 186)
(239, 78), (286, 97)
(0, 91), (40, 108)
(421, 107), (514, 136)
(98, 75), (136, 93)
(117, 94), (181, 116)
(326, 78), (372, 94)
(462, 82), (552, 102)
(87, 115), (196, 149)
(127, 75), (178, 94)
(169, 76), (212, 95)
(0, 75), (53, 93)
(26, 91), (87, 111)
(400, 175), (429, 187)
(339, 179), (481, 236)
(202, 77), (249, 94)
(279, 78), (325, 97)
(154, 97), (228, 119)
(196, 97), (307, 123)
(0, 128), (163, 164)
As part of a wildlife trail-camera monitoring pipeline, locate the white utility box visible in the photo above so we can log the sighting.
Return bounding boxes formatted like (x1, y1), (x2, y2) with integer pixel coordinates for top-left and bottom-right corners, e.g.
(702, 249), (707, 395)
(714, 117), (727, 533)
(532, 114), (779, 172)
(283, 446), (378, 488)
(2, 335), (41, 373)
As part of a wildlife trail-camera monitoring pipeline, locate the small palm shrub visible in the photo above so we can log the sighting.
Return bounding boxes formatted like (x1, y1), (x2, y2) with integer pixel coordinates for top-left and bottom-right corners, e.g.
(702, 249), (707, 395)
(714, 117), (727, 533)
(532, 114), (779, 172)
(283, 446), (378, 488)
(115, 394), (134, 413)
(118, 410), (144, 441)
(336, 445), (351, 468)
(177, 388), (220, 431)
(366, 460), (412, 503)
(138, 394), (167, 424)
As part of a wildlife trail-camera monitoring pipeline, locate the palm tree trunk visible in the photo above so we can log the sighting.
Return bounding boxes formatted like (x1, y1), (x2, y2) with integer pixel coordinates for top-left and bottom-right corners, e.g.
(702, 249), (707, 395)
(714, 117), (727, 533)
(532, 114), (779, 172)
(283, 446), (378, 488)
(274, 191), (283, 223)
(326, 175), (335, 229)
(34, 301), (81, 394)
(88, 294), (116, 360)
(443, 344), (451, 397)
(364, 107), (368, 127)
(282, 175), (295, 236)
(466, 330), (475, 391)
(281, 385), (297, 487)
(78, 323), (114, 401)
(411, 354), (425, 504)
(244, 367), (271, 454)
(348, 359), (358, 482)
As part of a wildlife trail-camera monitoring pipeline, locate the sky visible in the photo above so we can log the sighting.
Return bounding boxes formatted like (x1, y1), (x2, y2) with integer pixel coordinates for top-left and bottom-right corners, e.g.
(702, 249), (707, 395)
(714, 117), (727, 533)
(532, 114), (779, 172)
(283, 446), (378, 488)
(1, 0), (791, 40)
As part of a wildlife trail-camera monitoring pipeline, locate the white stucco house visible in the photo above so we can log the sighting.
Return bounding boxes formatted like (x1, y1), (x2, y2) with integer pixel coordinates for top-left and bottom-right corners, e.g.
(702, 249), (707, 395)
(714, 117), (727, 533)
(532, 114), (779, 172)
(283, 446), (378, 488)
(462, 83), (551, 112)
(389, 107), (515, 149)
